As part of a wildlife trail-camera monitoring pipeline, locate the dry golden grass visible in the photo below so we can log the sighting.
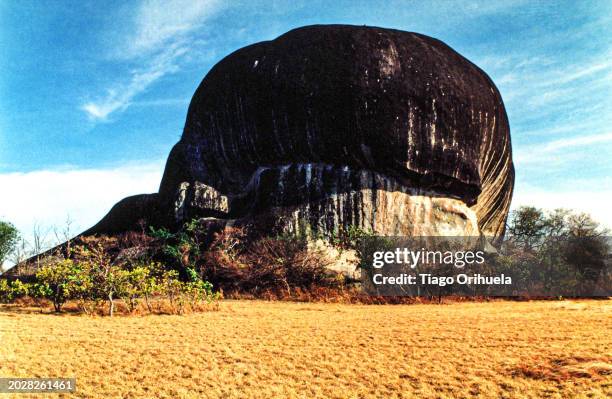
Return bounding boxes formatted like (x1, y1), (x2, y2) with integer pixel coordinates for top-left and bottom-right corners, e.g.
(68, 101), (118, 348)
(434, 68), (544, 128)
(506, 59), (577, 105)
(1, 300), (610, 399)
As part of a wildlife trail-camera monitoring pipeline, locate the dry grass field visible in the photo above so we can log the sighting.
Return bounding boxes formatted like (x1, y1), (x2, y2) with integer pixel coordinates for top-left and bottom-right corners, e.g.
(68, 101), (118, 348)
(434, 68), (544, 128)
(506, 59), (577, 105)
(1, 300), (611, 399)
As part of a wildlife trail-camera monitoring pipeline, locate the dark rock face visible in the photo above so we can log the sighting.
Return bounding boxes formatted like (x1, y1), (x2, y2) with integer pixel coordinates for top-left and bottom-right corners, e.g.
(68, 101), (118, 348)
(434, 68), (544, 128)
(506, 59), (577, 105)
(82, 194), (161, 235)
(93, 25), (514, 238)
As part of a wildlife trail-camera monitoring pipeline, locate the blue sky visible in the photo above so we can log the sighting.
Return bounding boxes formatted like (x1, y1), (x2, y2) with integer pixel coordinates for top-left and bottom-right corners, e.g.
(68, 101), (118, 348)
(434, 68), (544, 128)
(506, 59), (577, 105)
(0, 0), (611, 245)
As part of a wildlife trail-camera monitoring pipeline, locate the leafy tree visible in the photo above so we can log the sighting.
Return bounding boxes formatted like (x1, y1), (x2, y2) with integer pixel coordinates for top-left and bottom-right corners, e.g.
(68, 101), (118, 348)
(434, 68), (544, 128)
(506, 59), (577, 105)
(120, 265), (156, 313)
(140, 262), (165, 312)
(563, 213), (609, 284)
(102, 266), (129, 317)
(159, 269), (183, 313)
(505, 207), (610, 294)
(78, 242), (128, 317)
(9, 279), (30, 297)
(36, 259), (88, 312)
(507, 207), (547, 251)
(0, 221), (19, 266)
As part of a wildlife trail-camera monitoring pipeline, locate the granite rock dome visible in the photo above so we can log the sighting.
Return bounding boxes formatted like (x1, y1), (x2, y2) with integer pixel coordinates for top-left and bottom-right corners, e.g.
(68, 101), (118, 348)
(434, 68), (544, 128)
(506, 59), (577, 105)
(86, 24), (514, 238)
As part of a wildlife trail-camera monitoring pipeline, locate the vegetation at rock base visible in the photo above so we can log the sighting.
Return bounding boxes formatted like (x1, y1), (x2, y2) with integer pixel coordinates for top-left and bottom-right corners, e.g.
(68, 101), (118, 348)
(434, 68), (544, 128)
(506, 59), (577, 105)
(1, 233), (219, 316)
(202, 230), (335, 296)
(1, 206), (611, 311)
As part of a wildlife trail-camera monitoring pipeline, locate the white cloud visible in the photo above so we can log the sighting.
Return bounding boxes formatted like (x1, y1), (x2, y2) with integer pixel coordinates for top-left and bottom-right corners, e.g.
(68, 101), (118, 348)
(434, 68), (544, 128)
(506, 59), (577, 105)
(512, 184), (612, 230)
(82, 0), (223, 120)
(0, 162), (165, 255)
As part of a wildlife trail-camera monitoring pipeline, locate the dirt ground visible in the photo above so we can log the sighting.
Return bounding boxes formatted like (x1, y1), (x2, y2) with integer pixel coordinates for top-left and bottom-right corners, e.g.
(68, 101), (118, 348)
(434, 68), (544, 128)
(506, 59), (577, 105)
(1, 300), (610, 398)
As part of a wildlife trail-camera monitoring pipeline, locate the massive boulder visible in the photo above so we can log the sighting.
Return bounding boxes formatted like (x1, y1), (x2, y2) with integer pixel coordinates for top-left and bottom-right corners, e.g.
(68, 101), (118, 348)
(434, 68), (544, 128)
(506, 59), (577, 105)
(87, 24), (514, 238)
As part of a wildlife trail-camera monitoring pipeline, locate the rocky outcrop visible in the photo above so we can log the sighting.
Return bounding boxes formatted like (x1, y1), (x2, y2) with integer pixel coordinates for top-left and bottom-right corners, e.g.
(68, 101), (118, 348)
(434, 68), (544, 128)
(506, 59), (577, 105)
(83, 194), (161, 235)
(89, 24), (514, 238)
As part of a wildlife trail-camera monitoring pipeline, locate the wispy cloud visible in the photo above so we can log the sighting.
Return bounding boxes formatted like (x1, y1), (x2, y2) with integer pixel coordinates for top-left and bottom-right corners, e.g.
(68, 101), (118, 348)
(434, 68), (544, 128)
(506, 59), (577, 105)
(82, 44), (187, 119)
(492, 54), (611, 110)
(125, 0), (220, 57)
(541, 131), (612, 152)
(82, 0), (223, 121)
(131, 97), (191, 108)
(539, 61), (611, 88)
(460, 0), (530, 17)
(479, 26), (612, 184)
(514, 131), (612, 165)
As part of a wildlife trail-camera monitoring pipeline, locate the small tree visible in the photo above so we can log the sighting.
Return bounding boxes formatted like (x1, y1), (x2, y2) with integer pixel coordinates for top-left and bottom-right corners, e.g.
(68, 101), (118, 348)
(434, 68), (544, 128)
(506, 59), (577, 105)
(141, 262), (164, 312)
(159, 270), (184, 313)
(183, 279), (217, 308)
(76, 241), (127, 317)
(36, 259), (85, 312)
(507, 207), (546, 252)
(0, 221), (19, 266)
(9, 280), (30, 298)
(564, 213), (609, 285)
(120, 266), (154, 313)
(0, 279), (29, 303)
(102, 266), (129, 317)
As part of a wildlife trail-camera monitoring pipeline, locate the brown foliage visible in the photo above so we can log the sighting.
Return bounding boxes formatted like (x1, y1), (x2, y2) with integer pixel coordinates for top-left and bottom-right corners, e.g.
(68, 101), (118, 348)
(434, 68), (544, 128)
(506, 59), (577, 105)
(200, 228), (341, 297)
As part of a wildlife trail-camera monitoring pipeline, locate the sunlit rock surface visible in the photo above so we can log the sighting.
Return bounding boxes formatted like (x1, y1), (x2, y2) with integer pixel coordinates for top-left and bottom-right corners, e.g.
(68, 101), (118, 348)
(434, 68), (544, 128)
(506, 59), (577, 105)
(237, 163), (480, 236)
(88, 24), (514, 238)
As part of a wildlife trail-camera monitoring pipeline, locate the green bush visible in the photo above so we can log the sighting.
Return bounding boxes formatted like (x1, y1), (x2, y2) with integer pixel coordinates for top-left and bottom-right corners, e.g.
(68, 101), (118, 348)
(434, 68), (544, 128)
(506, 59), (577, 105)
(9, 279), (30, 298)
(150, 219), (205, 272)
(0, 279), (12, 302)
(119, 265), (156, 313)
(35, 259), (89, 312)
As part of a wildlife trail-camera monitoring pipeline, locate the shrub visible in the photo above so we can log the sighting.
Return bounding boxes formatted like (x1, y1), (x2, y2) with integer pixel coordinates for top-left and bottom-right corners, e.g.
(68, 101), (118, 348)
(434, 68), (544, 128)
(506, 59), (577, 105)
(8, 279), (30, 297)
(0, 279), (35, 303)
(328, 225), (373, 252)
(159, 270), (184, 313)
(35, 259), (88, 312)
(2, 230), (221, 314)
(119, 265), (156, 313)
(0, 279), (12, 303)
(201, 229), (338, 297)
(150, 220), (208, 271)
(183, 279), (218, 307)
